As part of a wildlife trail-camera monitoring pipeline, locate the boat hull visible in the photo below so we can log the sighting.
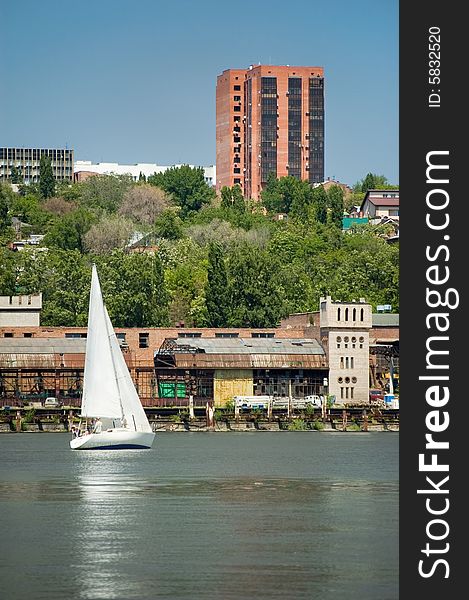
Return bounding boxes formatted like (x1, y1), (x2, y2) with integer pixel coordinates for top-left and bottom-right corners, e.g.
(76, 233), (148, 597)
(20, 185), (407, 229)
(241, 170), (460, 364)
(70, 429), (155, 450)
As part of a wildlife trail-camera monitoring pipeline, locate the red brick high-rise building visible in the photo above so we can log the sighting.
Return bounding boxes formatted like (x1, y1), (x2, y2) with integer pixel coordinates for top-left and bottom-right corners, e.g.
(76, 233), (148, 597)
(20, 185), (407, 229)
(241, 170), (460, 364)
(216, 65), (325, 200)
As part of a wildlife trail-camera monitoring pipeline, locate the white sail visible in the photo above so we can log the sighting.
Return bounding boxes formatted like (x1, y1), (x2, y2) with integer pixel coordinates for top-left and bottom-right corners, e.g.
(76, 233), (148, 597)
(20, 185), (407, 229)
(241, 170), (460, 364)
(71, 264), (155, 449)
(104, 306), (152, 433)
(80, 265), (122, 419)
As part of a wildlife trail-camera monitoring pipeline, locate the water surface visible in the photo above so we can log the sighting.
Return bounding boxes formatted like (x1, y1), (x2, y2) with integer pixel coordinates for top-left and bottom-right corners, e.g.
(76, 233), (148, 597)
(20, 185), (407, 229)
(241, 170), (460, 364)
(0, 432), (398, 599)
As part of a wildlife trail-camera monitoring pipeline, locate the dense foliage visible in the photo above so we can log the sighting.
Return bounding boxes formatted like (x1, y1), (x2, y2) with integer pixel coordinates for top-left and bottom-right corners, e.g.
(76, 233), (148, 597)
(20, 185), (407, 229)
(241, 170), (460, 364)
(0, 169), (399, 327)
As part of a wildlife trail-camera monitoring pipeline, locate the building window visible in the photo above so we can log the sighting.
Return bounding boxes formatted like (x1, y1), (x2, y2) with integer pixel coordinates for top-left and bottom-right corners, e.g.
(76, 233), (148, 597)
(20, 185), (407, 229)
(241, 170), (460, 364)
(345, 357), (349, 369)
(4, 332), (13, 337)
(116, 333), (126, 342)
(345, 307), (349, 321)
(350, 387), (354, 399)
(234, 116), (241, 122)
(177, 332), (202, 338)
(234, 85), (241, 91)
(139, 333), (149, 348)
(351, 357), (354, 369)
(352, 377), (357, 384)
(353, 308), (357, 321)
(234, 168), (241, 174)
(234, 106), (241, 112)
(251, 332), (275, 338)
(215, 332), (239, 338)
(360, 308), (364, 321)
(23, 333), (33, 338)
(234, 178), (241, 184)
(336, 336), (342, 342)
(234, 95), (241, 101)
(337, 308), (341, 320)
(345, 387), (349, 399)
(65, 333), (87, 338)
(340, 387), (344, 399)
(340, 357), (344, 369)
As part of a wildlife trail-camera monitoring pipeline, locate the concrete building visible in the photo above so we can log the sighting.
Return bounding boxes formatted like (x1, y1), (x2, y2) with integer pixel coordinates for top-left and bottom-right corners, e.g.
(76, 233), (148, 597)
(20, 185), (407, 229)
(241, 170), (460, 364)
(0, 295), (42, 327)
(319, 296), (372, 405)
(74, 161), (216, 187)
(0, 147), (74, 183)
(216, 65), (325, 199)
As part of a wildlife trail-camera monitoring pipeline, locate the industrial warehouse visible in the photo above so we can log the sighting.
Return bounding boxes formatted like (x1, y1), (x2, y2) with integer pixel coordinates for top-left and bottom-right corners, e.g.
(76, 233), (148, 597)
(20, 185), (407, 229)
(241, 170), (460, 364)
(0, 296), (399, 409)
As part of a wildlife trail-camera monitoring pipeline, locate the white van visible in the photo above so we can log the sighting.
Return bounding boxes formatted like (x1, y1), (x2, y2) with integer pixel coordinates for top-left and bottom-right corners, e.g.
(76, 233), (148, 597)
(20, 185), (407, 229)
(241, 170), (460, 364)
(44, 397), (61, 407)
(233, 396), (271, 410)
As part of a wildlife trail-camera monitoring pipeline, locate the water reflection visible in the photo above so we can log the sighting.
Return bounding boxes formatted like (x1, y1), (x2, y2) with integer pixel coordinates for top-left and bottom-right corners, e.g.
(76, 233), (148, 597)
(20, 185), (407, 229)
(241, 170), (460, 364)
(0, 433), (398, 600)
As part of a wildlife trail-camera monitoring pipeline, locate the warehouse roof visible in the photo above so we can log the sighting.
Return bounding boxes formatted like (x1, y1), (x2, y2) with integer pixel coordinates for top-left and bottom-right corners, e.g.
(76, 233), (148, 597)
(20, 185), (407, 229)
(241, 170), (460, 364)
(0, 337), (87, 354)
(157, 337), (325, 356)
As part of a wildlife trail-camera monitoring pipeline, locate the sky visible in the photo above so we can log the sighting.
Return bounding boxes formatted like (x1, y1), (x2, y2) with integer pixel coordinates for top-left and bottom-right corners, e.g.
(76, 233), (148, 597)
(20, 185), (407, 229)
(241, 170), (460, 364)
(0, 0), (398, 187)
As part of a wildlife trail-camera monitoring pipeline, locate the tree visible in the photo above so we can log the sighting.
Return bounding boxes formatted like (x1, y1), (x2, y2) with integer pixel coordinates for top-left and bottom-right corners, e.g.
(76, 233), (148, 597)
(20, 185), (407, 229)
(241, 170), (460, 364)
(154, 209), (184, 240)
(228, 244), (285, 327)
(0, 183), (15, 229)
(148, 165), (215, 217)
(119, 184), (170, 225)
(220, 185), (246, 213)
(44, 208), (95, 252)
(42, 196), (77, 217)
(78, 174), (134, 213)
(10, 165), (23, 184)
(96, 252), (170, 327)
(327, 185), (344, 228)
(312, 185), (328, 224)
(205, 242), (230, 326)
(354, 173), (394, 193)
(39, 155), (55, 198)
(83, 215), (134, 254)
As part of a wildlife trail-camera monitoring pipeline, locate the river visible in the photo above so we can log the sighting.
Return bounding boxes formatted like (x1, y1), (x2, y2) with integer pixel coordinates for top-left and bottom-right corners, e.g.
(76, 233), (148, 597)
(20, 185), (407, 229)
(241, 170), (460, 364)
(0, 432), (398, 599)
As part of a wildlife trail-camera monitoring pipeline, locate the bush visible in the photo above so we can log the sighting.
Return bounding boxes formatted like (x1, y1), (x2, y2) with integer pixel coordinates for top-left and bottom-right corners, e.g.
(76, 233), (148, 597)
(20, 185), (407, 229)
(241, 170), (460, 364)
(288, 418), (308, 431)
(313, 420), (324, 431)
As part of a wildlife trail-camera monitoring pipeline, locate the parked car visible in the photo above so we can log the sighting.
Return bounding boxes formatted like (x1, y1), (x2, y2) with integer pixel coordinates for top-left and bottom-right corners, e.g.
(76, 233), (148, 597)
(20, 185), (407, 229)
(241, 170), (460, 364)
(369, 389), (385, 403)
(44, 397), (61, 408)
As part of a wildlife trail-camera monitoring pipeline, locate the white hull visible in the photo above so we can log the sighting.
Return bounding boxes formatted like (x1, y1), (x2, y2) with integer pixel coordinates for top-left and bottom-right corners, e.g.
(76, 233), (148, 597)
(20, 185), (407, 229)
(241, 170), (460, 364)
(70, 429), (155, 450)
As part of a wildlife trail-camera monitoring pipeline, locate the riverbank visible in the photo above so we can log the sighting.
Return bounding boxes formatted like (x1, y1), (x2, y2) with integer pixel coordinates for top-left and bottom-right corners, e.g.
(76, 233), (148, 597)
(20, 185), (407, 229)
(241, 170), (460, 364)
(0, 415), (399, 433)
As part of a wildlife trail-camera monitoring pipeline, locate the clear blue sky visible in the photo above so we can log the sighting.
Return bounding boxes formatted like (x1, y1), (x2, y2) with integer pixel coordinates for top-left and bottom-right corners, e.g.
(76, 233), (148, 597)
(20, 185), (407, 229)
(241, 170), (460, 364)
(0, 0), (398, 186)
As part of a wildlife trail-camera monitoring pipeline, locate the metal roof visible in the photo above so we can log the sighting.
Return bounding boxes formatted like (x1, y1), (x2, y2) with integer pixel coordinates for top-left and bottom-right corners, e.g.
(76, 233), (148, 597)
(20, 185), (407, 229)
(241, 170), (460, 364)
(157, 337), (325, 356)
(0, 337), (87, 354)
(372, 314), (400, 327)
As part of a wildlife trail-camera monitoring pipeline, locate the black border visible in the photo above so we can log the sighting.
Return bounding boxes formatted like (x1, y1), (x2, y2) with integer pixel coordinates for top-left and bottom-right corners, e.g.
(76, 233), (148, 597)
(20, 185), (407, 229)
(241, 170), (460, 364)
(400, 3), (465, 595)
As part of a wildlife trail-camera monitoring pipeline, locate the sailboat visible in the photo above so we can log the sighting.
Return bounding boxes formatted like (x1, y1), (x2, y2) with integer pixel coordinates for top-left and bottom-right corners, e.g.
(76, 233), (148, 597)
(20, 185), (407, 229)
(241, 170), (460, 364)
(70, 265), (155, 450)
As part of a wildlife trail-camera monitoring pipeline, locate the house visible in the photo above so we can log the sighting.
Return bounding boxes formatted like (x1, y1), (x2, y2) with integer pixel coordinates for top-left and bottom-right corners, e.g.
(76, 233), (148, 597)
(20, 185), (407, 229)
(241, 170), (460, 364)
(360, 189), (399, 220)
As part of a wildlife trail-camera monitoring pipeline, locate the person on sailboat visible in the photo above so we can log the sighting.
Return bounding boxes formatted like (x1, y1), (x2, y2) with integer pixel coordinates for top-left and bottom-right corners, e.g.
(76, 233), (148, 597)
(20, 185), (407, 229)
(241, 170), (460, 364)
(93, 418), (103, 434)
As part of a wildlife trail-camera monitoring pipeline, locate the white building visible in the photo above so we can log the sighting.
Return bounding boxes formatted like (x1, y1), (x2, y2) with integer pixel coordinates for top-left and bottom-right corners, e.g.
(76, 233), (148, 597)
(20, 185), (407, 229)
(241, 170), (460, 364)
(74, 161), (216, 187)
(0, 294), (42, 327)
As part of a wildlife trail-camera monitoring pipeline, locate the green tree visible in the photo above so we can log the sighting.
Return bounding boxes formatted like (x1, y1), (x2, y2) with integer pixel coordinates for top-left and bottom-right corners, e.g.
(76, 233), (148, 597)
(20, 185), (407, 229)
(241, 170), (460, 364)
(78, 174), (133, 213)
(205, 242), (230, 326)
(44, 208), (95, 252)
(354, 173), (394, 193)
(10, 165), (23, 184)
(0, 183), (14, 229)
(154, 209), (184, 240)
(228, 244), (285, 327)
(327, 185), (344, 228)
(0, 248), (17, 294)
(39, 155), (55, 198)
(312, 185), (328, 224)
(97, 252), (170, 327)
(220, 185), (246, 213)
(148, 165), (215, 217)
